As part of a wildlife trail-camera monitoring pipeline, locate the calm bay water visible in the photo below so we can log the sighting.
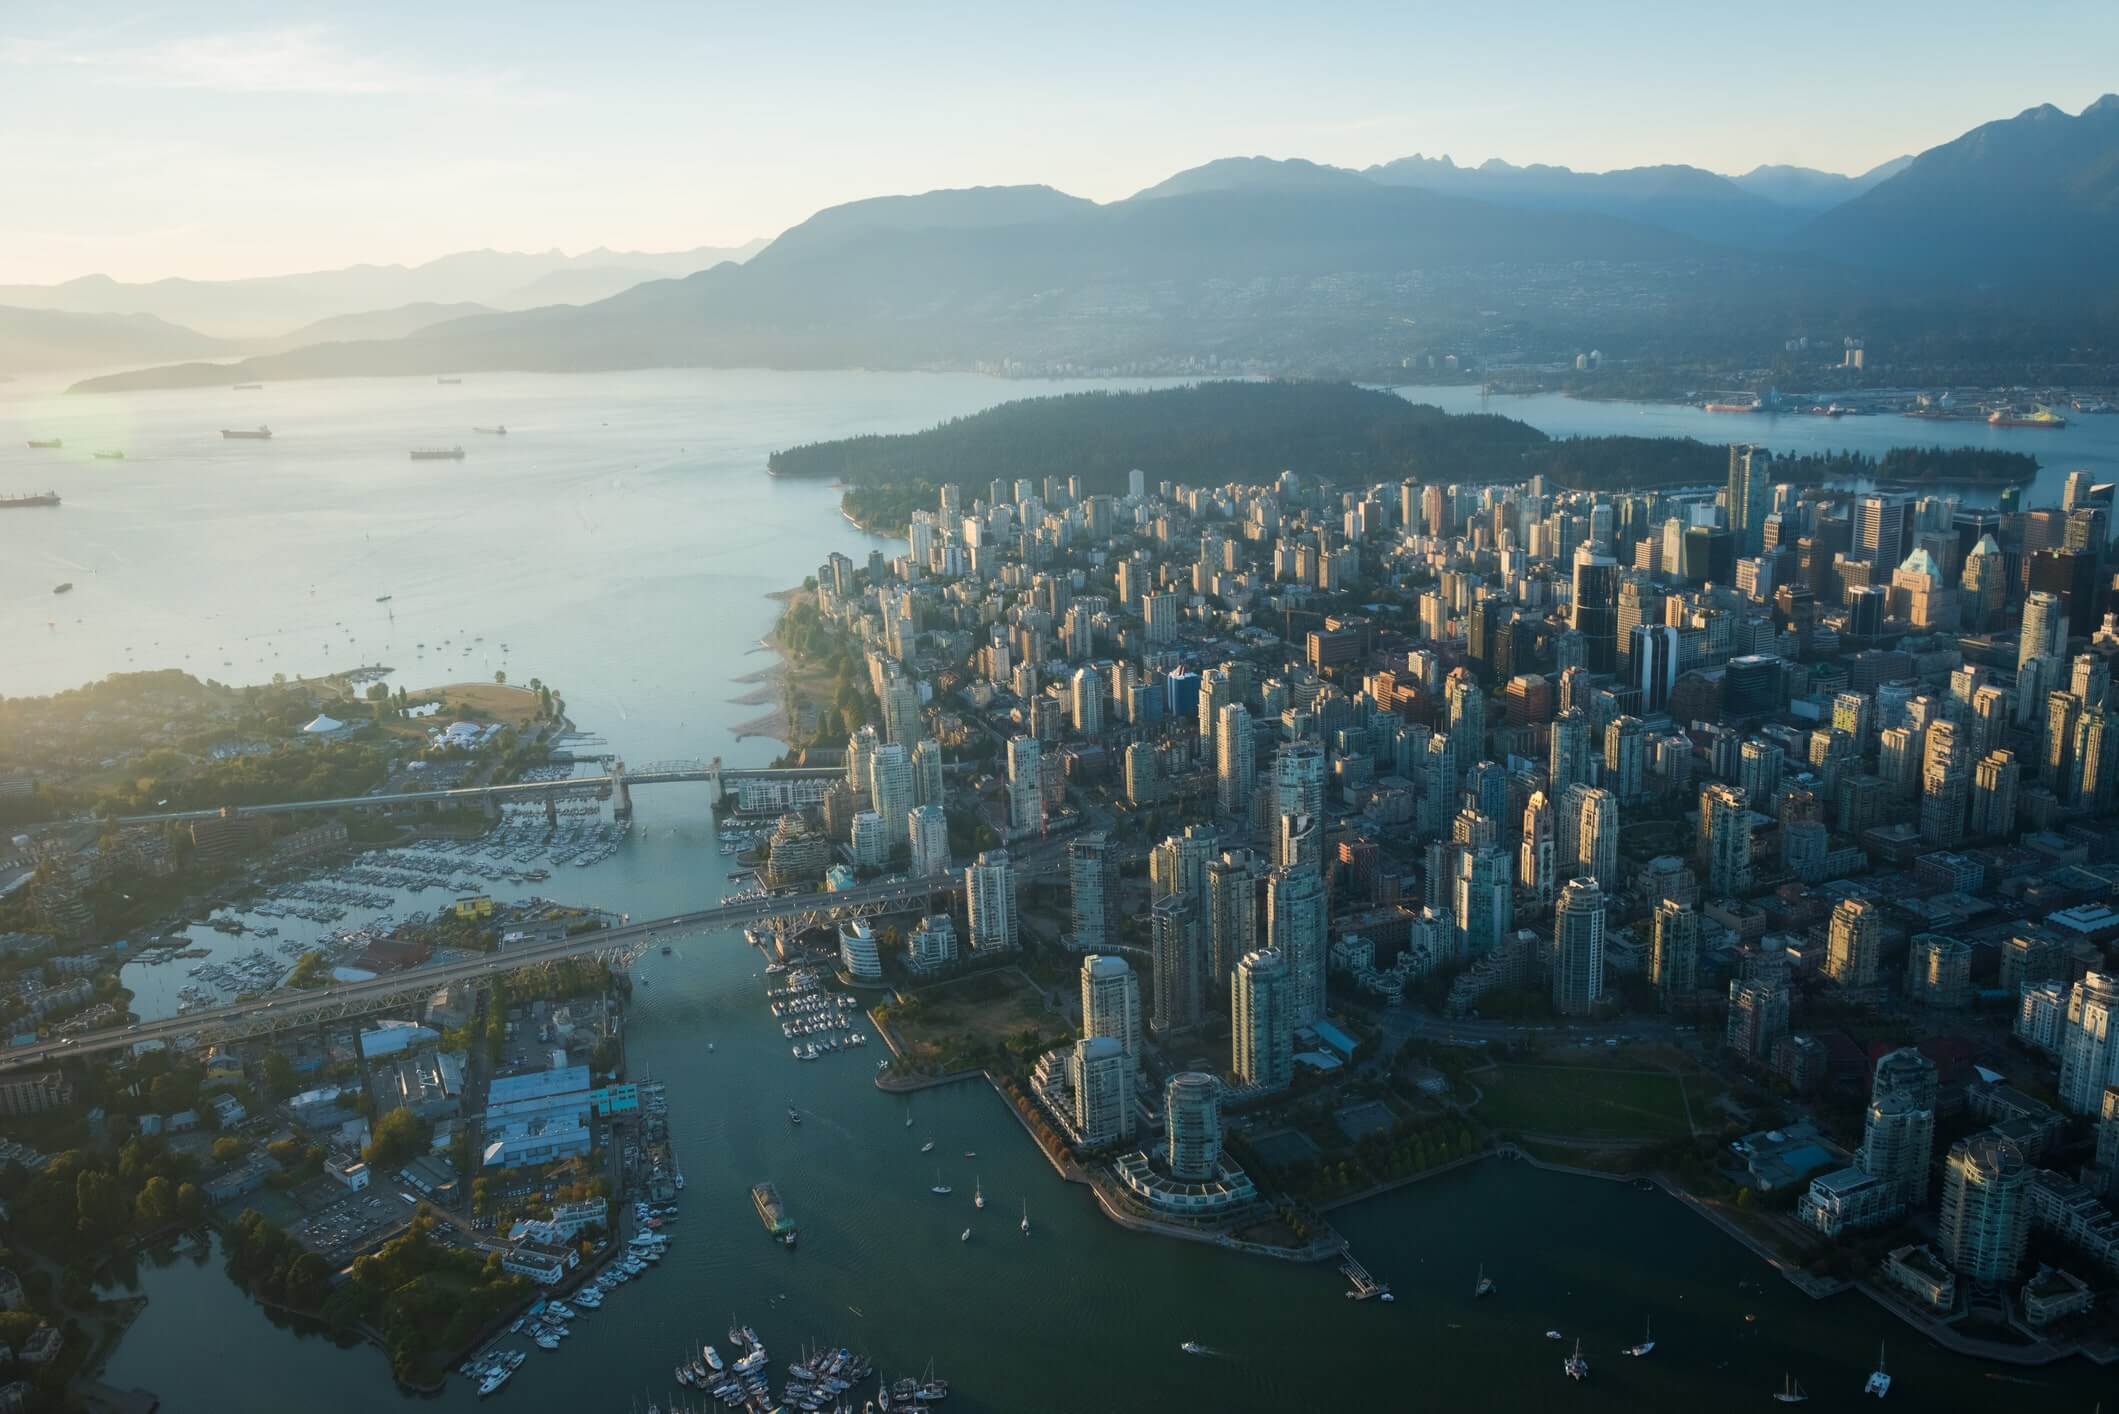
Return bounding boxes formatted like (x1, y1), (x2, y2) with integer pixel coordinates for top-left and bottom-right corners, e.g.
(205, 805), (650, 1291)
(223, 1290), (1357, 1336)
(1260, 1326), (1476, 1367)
(1, 369), (2104, 1410)
(1388, 383), (2119, 510)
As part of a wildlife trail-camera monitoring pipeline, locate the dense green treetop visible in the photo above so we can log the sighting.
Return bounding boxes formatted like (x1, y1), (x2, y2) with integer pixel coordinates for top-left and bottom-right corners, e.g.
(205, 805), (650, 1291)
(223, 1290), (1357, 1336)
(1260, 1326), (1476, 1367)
(768, 380), (2034, 514)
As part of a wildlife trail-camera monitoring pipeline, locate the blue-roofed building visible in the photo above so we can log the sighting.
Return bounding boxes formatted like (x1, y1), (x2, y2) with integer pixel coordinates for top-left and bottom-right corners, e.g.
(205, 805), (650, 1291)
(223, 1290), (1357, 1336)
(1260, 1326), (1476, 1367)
(1732, 1120), (1841, 1193)
(1307, 1020), (1359, 1062)
(488, 1064), (591, 1106)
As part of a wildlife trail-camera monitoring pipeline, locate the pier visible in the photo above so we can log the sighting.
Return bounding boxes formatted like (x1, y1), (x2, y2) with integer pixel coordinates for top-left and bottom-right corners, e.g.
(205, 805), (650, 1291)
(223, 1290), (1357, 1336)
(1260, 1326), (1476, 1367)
(1339, 1248), (1391, 1301)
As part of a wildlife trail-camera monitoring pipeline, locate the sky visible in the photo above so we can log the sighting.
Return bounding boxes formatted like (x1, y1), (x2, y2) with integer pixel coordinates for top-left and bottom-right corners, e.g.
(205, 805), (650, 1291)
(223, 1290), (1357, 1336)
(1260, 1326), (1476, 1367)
(4, 0), (2116, 285)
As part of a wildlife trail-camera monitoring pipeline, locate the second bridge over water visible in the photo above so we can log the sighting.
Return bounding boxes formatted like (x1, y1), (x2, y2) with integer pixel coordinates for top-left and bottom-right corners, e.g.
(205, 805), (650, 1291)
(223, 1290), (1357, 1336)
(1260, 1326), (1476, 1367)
(112, 756), (846, 827)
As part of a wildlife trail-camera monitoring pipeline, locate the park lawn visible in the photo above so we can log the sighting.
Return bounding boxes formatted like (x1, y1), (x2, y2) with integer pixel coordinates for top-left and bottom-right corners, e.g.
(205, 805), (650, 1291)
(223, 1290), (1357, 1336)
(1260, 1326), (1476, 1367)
(409, 681), (546, 725)
(1474, 1062), (1696, 1143)
(884, 968), (1061, 1072)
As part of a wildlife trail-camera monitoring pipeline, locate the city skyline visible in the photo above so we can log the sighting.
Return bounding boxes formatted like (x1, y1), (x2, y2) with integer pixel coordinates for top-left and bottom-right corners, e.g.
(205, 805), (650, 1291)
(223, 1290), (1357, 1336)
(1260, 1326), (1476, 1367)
(2, 1), (2116, 283)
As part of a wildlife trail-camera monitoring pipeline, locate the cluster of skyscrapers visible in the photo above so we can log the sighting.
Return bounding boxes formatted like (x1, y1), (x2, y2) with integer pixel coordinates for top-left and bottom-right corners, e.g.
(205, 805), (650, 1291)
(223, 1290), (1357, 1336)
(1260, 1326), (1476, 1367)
(798, 448), (2119, 1264)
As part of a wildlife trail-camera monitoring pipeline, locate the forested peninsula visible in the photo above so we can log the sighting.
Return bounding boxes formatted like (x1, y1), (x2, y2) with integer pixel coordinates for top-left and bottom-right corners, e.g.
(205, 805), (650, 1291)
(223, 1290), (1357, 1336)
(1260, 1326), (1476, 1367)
(766, 382), (2035, 533)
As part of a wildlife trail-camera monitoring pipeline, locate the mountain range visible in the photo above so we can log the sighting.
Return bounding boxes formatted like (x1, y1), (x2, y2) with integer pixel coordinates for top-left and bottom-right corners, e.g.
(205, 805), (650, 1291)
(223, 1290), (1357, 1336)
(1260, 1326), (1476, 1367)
(2, 240), (767, 347)
(56, 95), (2119, 390)
(0, 308), (233, 378)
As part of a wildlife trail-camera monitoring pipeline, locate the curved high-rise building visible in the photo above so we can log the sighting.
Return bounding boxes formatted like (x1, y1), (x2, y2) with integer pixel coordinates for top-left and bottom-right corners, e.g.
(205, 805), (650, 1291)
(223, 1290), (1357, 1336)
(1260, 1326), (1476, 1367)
(1164, 1072), (1223, 1181)
(1939, 1132), (2029, 1282)
(1859, 1047), (1938, 1211)
(2019, 591), (2066, 672)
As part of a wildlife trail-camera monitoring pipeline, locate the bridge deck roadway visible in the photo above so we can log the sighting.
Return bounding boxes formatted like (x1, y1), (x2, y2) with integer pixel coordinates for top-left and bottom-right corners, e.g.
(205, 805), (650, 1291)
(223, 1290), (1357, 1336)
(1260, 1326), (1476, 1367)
(2, 875), (958, 1072)
(111, 763), (844, 825)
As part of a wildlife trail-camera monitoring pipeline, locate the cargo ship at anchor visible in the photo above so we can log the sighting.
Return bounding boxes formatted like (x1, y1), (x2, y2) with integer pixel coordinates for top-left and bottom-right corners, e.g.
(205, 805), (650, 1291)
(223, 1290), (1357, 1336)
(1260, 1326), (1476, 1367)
(411, 446), (466, 461)
(751, 1181), (797, 1245)
(1987, 404), (2067, 428)
(222, 426), (273, 440)
(0, 491), (60, 509)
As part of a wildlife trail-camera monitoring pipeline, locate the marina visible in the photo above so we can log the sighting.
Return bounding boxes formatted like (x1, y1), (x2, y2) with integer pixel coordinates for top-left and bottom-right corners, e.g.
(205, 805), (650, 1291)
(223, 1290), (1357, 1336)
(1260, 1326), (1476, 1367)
(120, 805), (632, 1020)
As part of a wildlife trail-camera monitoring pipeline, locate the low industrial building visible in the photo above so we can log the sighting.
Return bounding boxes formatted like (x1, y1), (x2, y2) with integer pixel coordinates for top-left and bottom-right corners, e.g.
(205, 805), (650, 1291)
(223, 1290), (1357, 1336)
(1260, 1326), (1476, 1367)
(1797, 1166), (1894, 1237)
(2021, 1265), (2093, 1327)
(1883, 1243), (1956, 1311)
(1730, 1120), (1839, 1193)
(499, 1241), (579, 1286)
(480, 1064), (633, 1169)
(1112, 1150), (1259, 1216)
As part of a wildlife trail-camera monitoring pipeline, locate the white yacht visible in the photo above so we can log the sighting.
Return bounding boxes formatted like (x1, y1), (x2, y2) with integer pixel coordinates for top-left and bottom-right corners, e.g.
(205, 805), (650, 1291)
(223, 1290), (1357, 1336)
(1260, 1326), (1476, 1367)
(974, 1177), (985, 1209)
(1863, 1343), (1890, 1398)
(1020, 1200), (1030, 1236)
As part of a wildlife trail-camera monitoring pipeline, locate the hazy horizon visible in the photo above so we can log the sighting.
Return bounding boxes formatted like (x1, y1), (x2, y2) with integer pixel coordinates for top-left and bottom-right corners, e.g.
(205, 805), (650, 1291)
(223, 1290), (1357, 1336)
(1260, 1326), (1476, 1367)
(5, 0), (2116, 286)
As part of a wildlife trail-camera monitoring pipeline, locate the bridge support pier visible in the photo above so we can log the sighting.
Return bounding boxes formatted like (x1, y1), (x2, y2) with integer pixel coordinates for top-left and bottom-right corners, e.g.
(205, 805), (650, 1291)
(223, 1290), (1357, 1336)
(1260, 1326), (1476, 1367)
(483, 792), (501, 823)
(611, 759), (632, 824)
(545, 793), (558, 828)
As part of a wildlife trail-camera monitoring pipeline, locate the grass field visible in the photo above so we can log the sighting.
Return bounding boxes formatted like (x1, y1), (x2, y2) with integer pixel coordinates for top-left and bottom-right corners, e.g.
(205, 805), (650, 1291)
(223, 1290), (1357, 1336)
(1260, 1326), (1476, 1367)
(1473, 1062), (1697, 1143)
(882, 968), (1062, 1072)
(408, 681), (545, 724)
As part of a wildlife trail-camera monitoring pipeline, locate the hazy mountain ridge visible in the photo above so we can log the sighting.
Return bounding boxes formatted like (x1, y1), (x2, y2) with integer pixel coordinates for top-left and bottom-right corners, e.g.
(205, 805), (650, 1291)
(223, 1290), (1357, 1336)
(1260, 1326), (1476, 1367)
(0, 240), (767, 341)
(252, 302), (494, 355)
(1360, 154), (1800, 247)
(71, 181), (1732, 391)
(1728, 156), (1913, 209)
(0, 306), (231, 376)
(61, 95), (2119, 393)
(1791, 94), (2119, 279)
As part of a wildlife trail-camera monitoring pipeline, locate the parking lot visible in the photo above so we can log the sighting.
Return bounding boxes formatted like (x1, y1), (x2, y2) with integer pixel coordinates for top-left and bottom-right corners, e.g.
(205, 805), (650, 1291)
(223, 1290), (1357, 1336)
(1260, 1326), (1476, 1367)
(291, 1188), (422, 1264)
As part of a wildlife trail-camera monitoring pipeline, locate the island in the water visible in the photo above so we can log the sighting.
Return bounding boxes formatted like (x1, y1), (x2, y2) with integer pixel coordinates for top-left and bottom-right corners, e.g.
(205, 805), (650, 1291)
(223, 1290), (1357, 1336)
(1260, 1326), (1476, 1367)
(766, 380), (2038, 533)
